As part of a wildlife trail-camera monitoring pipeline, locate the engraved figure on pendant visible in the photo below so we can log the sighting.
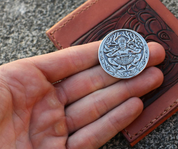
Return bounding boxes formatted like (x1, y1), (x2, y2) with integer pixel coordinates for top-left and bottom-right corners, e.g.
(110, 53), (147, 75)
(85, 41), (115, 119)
(104, 32), (142, 71)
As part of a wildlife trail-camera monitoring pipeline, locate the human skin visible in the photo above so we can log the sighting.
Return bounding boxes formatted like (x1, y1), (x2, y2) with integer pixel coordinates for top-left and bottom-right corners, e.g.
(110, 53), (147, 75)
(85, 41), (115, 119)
(0, 41), (165, 149)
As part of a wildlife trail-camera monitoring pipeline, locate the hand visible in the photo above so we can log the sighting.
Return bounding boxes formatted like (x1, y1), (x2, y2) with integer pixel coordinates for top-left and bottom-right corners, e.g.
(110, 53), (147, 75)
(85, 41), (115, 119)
(0, 41), (165, 149)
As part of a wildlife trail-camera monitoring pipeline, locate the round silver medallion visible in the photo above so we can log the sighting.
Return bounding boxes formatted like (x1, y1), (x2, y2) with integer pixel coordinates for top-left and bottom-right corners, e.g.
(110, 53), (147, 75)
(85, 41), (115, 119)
(98, 29), (149, 79)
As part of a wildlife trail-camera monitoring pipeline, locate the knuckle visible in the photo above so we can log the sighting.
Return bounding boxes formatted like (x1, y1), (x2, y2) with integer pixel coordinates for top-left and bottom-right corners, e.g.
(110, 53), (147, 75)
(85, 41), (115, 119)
(92, 95), (109, 119)
(89, 68), (105, 91)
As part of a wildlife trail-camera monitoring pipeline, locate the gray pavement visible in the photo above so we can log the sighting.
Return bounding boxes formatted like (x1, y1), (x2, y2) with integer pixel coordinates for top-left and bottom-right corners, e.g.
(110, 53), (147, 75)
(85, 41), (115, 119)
(0, 0), (178, 148)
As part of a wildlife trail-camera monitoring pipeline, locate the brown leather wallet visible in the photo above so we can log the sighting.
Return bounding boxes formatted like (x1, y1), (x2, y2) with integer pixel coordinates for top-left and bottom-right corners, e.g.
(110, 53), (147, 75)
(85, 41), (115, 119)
(46, 0), (178, 146)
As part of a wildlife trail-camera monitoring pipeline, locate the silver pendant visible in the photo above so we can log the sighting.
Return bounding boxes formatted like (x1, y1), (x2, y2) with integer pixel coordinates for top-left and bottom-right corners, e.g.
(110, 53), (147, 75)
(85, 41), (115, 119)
(98, 29), (149, 79)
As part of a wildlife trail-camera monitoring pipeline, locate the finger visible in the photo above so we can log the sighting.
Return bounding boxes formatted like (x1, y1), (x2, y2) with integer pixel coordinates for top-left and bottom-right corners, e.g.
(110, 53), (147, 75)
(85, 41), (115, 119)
(66, 67), (163, 134)
(147, 42), (165, 67)
(55, 42), (165, 105)
(29, 41), (101, 83)
(67, 97), (143, 149)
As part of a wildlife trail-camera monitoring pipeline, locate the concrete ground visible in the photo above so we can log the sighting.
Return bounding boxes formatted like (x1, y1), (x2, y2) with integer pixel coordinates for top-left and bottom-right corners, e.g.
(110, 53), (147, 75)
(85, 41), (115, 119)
(0, 0), (178, 148)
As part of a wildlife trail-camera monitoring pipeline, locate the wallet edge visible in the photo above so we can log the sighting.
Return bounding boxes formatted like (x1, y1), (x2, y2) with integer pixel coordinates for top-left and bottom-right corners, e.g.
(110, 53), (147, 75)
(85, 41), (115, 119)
(46, 0), (130, 50)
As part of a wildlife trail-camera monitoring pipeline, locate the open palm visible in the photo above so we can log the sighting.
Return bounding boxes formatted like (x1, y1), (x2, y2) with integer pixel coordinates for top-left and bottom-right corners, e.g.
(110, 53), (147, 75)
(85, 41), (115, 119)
(0, 41), (165, 149)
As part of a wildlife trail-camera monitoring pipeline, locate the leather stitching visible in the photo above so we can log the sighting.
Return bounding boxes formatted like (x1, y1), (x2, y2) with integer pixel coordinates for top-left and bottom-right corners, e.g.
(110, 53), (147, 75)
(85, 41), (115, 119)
(50, 0), (100, 49)
(124, 99), (178, 139)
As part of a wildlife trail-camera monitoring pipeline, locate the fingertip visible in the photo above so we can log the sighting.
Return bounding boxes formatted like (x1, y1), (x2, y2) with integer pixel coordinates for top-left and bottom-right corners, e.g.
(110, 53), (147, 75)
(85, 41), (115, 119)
(128, 97), (143, 117)
(155, 67), (164, 87)
(147, 42), (165, 67)
(128, 66), (164, 97)
(147, 67), (164, 89)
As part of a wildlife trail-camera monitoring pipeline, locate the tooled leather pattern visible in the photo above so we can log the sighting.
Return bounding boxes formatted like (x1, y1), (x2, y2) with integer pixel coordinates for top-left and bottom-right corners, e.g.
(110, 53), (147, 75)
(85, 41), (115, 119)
(72, 0), (178, 108)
